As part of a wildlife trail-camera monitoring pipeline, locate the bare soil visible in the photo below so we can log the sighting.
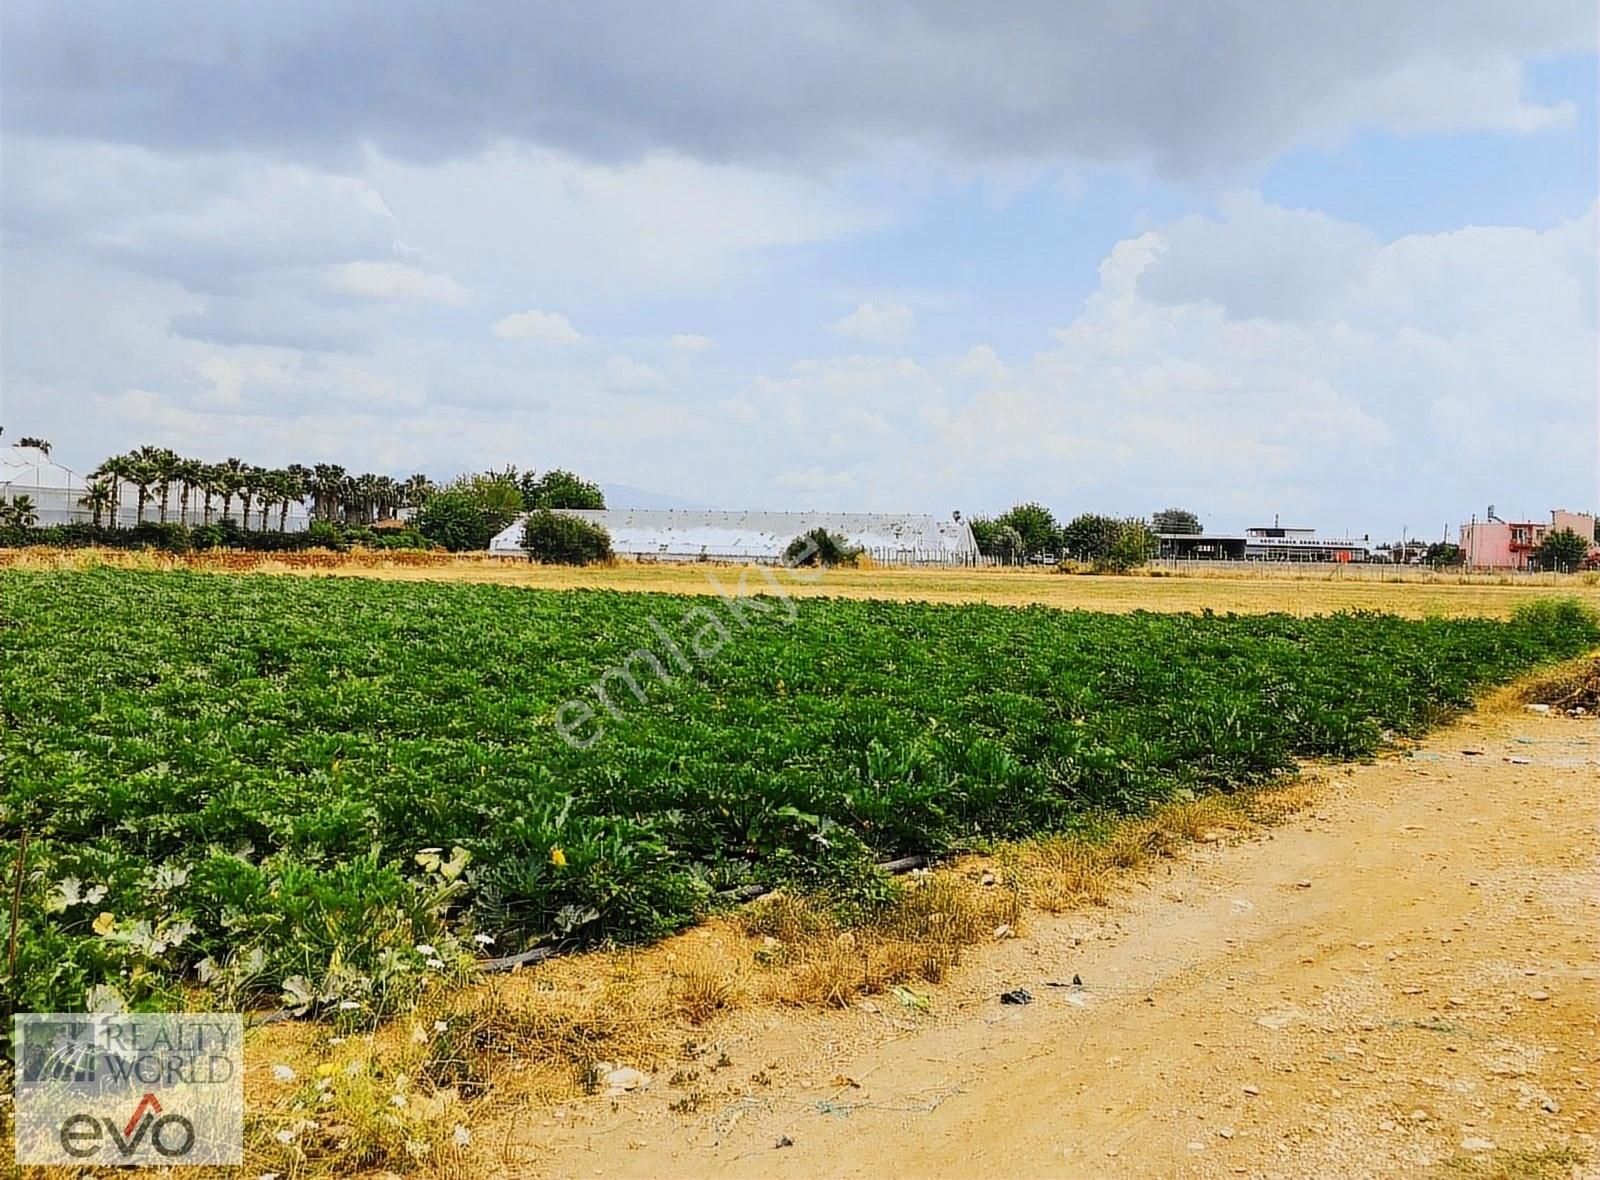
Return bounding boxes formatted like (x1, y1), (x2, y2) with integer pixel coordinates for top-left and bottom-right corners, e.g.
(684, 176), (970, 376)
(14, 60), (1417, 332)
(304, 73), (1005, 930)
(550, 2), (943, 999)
(483, 705), (1599, 1179)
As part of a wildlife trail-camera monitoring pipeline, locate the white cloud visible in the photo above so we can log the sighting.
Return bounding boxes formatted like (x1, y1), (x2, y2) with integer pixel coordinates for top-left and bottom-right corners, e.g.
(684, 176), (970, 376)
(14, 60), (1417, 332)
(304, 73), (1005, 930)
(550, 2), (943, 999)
(718, 396), (758, 424)
(602, 354), (663, 392)
(668, 333), (715, 353)
(929, 200), (1597, 522)
(370, 145), (885, 299)
(829, 302), (915, 347)
(724, 197), (1596, 525)
(949, 344), (1009, 386)
(773, 465), (858, 494)
(492, 309), (584, 344)
(327, 261), (468, 305)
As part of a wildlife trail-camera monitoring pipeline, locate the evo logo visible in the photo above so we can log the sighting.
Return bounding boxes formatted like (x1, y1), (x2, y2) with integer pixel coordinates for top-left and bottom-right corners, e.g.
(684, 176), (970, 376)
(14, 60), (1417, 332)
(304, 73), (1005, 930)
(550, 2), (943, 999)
(59, 1092), (197, 1159)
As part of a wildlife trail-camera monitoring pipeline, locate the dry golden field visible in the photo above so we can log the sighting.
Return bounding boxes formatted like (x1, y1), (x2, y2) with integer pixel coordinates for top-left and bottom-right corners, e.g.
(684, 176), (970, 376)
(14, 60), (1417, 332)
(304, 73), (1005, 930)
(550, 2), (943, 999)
(5, 545), (1598, 618)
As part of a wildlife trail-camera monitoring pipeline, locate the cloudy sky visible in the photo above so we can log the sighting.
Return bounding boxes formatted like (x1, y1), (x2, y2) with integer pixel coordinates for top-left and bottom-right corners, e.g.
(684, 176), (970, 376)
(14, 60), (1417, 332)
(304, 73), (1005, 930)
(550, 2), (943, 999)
(2, 1), (1595, 536)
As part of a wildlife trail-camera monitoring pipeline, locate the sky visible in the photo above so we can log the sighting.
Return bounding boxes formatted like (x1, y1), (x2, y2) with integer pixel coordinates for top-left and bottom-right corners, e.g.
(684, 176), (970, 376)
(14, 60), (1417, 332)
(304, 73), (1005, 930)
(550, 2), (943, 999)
(1, 1), (1596, 538)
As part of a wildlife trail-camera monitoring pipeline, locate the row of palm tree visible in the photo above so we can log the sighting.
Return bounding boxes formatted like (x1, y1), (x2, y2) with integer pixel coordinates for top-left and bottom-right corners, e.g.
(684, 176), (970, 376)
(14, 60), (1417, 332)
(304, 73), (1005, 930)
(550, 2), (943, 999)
(80, 447), (435, 530)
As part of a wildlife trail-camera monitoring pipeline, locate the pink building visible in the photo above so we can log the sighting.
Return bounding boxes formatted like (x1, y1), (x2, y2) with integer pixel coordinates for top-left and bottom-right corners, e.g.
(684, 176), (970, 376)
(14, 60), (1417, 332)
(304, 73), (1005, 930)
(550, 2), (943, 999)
(1460, 509), (1599, 570)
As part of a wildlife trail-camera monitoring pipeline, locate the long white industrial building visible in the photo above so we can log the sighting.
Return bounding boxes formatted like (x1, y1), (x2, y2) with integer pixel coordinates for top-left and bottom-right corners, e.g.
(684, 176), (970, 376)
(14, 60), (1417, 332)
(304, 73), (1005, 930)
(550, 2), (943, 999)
(490, 508), (979, 565)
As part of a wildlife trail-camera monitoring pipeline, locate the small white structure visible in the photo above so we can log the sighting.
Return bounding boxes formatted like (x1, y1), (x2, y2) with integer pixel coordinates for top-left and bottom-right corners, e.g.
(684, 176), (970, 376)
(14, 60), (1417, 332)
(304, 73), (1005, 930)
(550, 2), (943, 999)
(0, 445), (89, 526)
(491, 508), (979, 565)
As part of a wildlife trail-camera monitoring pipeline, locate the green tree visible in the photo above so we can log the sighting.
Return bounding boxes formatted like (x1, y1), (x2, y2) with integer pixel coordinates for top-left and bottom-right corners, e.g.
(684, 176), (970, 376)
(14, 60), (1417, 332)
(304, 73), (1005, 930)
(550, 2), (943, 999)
(1151, 507), (1202, 535)
(144, 447), (180, 523)
(995, 502), (1060, 561)
(16, 436), (50, 455)
(78, 479), (114, 527)
(1425, 542), (1463, 568)
(1099, 519), (1158, 572)
(285, 466), (311, 530)
(523, 469), (606, 510)
(1060, 513), (1157, 571)
(4, 495), (39, 528)
(401, 473), (435, 510)
(785, 528), (862, 568)
(129, 453), (158, 524)
(1059, 513), (1123, 562)
(969, 517), (1025, 564)
(90, 455), (133, 528)
(521, 509), (614, 564)
(215, 457), (245, 524)
(309, 464), (347, 522)
(1534, 528), (1589, 573)
(414, 474), (523, 552)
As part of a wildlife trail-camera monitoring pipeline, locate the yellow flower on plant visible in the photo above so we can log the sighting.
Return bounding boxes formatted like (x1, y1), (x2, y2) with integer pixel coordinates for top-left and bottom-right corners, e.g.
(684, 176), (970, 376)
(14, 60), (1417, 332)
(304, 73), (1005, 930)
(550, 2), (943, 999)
(91, 912), (116, 936)
(549, 847), (566, 867)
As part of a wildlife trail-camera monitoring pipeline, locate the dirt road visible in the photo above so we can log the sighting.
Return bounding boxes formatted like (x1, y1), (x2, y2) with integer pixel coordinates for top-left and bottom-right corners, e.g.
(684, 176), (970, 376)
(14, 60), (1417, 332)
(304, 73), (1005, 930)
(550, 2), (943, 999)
(494, 705), (1598, 1179)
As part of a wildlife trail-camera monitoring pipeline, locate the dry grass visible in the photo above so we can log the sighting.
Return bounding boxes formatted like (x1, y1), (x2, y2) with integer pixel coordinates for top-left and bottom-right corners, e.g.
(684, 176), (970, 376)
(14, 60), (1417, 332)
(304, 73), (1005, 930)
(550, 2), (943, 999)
(7, 545), (1599, 619)
(1482, 650), (1600, 716)
(1434, 1146), (1587, 1180)
(1002, 787), (1302, 914)
(753, 871), (1025, 1008)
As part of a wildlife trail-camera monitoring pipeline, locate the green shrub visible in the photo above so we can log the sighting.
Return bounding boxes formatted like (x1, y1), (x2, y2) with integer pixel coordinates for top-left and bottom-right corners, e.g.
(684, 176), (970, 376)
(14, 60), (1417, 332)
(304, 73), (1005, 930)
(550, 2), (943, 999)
(521, 509), (613, 564)
(413, 488), (513, 552)
(785, 528), (862, 567)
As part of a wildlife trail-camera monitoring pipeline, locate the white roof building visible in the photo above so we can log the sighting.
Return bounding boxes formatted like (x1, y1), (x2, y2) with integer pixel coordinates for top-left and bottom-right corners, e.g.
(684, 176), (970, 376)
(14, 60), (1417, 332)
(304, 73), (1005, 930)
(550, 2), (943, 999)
(490, 508), (979, 565)
(0, 445), (89, 526)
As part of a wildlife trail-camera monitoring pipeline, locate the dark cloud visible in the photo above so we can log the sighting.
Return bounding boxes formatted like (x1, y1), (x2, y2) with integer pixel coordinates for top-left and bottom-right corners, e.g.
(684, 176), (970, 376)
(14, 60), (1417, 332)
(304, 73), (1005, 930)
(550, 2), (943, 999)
(2, 1), (1588, 175)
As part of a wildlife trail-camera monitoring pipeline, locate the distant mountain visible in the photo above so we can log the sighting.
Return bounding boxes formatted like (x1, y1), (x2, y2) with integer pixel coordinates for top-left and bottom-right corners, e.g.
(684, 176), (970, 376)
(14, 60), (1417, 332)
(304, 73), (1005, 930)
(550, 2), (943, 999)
(600, 483), (708, 510)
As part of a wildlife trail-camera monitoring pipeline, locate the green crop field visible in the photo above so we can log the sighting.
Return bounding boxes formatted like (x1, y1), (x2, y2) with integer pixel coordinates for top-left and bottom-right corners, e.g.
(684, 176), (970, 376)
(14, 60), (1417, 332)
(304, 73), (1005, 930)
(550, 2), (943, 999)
(1, 569), (1594, 1017)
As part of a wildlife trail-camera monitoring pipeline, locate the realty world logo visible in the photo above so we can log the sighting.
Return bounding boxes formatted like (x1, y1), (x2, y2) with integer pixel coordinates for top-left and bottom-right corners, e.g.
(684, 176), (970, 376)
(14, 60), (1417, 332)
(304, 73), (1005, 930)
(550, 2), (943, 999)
(13, 1013), (243, 1166)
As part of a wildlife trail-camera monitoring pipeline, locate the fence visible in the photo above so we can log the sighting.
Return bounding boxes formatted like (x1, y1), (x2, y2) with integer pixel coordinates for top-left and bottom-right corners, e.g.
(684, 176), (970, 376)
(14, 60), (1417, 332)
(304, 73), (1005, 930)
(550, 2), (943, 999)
(1146, 558), (1586, 582)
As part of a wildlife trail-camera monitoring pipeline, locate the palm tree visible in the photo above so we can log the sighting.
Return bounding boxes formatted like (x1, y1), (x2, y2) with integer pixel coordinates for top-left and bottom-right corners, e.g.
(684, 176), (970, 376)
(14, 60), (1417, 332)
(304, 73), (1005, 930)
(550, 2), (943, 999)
(255, 471), (279, 533)
(358, 473), (383, 524)
(136, 446), (181, 523)
(373, 474), (399, 522)
(175, 458), (204, 525)
(309, 463), (346, 522)
(402, 473), (434, 511)
(237, 465), (265, 531)
(199, 463), (223, 524)
(285, 464), (313, 528)
(277, 467), (308, 531)
(91, 454), (134, 529)
(6, 495), (39, 529)
(79, 479), (114, 528)
(339, 473), (363, 525)
(216, 458), (245, 524)
(128, 453), (158, 524)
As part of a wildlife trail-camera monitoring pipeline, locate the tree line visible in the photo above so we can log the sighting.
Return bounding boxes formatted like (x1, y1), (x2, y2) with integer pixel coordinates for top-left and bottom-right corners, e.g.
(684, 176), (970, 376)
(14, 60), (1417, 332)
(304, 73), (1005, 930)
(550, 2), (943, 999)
(77, 447), (438, 531)
(1, 438), (610, 553)
(967, 503), (1187, 571)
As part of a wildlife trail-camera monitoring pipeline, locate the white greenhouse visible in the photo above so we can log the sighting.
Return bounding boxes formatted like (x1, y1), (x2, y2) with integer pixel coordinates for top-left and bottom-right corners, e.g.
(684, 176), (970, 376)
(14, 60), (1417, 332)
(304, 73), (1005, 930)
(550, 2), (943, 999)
(490, 508), (980, 565)
(0, 444), (90, 526)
